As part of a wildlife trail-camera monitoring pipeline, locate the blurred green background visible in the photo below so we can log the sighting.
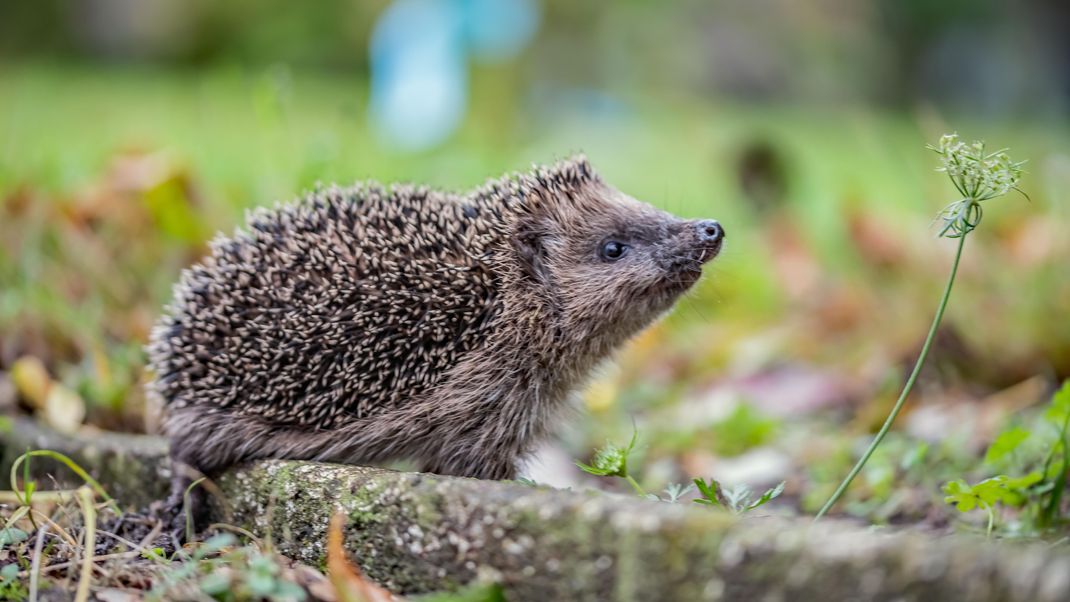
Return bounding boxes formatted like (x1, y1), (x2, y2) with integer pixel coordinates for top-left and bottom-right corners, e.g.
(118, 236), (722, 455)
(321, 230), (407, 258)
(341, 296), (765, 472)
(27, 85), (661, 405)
(1, 0), (1068, 519)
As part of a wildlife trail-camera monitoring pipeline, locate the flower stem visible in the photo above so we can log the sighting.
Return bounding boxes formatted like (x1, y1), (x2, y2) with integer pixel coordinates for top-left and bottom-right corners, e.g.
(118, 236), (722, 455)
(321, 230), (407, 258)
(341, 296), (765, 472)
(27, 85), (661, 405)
(814, 233), (968, 521)
(624, 474), (646, 497)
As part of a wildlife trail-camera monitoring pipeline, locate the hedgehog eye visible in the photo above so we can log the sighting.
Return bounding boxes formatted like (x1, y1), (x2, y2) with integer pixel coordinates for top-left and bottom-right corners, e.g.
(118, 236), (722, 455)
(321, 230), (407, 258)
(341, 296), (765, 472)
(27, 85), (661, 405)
(599, 240), (629, 262)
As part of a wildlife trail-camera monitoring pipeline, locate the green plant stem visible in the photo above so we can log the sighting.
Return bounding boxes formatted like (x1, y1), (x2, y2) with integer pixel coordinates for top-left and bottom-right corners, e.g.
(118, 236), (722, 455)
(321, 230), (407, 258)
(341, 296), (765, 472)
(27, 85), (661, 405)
(184, 477), (206, 544)
(1040, 412), (1070, 528)
(10, 449), (120, 515)
(624, 474), (646, 497)
(814, 233), (968, 521)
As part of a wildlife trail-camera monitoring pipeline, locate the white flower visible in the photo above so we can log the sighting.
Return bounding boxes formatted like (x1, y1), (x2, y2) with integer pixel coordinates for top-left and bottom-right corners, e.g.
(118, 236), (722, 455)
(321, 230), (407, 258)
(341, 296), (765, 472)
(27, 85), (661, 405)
(928, 134), (1026, 237)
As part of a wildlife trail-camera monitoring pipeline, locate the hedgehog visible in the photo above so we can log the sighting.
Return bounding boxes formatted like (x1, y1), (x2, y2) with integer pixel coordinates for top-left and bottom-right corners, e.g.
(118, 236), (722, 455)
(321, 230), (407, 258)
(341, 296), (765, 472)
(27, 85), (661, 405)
(148, 155), (724, 515)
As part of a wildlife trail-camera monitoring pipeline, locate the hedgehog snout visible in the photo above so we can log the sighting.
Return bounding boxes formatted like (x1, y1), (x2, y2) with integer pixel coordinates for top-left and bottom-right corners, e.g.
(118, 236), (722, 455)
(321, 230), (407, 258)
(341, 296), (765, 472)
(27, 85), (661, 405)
(658, 218), (724, 273)
(695, 219), (724, 245)
(692, 219), (724, 263)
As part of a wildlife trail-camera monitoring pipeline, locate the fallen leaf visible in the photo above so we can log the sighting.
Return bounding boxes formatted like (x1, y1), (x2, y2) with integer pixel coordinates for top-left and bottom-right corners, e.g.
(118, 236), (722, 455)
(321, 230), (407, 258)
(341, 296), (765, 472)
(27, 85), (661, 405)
(43, 384), (86, 435)
(10, 356), (51, 409)
(327, 512), (399, 602)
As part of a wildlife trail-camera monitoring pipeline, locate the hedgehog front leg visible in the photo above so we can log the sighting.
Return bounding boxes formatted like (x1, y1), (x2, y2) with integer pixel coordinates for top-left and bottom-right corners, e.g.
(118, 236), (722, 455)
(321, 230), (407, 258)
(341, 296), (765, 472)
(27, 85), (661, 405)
(163, 460), (210, 537)
(161, 408), (275, 535)
(163, 442), (225, 536)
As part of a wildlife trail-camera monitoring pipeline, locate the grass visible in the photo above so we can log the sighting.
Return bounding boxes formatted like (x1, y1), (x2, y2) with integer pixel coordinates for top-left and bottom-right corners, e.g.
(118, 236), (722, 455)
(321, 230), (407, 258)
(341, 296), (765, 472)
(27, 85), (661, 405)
(1, 61), (1069, 534)
(0, 448), (504, 600)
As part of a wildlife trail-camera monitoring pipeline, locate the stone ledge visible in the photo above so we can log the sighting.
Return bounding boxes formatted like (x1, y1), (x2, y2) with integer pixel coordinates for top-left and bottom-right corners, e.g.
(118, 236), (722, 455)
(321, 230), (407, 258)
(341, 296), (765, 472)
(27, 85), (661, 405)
(3, 417), (1069, 601)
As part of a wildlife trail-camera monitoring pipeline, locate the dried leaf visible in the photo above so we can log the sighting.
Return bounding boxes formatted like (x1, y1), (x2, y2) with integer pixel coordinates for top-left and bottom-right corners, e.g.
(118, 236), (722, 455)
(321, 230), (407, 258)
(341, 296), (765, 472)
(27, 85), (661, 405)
(10, 356), (51, 409)
(43, 384), (86, 435)
(327, 512), (399, 602)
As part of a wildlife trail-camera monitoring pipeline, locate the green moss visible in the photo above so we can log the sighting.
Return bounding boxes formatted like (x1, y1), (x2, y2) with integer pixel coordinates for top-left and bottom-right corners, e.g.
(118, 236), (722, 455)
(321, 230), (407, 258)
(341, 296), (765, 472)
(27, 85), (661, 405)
(4, 418), (1070, 601)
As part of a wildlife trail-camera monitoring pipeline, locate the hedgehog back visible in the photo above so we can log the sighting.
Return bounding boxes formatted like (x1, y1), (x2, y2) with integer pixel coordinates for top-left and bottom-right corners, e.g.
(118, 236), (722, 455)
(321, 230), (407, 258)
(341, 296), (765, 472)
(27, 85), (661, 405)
(148, 184), (506, 429)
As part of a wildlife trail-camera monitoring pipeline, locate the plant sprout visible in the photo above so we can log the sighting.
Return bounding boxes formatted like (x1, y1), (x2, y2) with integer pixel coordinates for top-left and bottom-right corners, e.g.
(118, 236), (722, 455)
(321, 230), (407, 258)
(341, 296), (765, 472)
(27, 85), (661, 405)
(694, 478), (784, 513)
(575, 426), (646, 495)
(815, 134), (1027, 521)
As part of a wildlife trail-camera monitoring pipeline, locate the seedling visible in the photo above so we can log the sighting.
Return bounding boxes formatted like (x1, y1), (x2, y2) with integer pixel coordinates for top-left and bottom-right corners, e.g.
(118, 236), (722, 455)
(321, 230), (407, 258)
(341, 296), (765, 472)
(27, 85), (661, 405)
(661, 483), (694, 503)
(693, 478), (784, 513)
(575, 425), (645, 495)
(943, 380), (1070, 536)
(576, 425), (786, 509)
(943, 474), (1042, 536)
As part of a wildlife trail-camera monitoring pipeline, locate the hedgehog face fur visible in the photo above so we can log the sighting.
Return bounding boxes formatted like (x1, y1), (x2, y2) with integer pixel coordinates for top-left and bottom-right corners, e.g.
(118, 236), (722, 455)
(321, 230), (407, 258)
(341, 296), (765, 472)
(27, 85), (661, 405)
(149, 155), (723, 501)
(516, 181), (723, 348)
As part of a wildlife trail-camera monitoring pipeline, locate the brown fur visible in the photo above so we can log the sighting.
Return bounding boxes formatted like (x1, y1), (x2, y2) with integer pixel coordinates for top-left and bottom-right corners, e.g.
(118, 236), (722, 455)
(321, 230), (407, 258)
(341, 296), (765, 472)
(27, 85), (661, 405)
(148, 156), (722, 502)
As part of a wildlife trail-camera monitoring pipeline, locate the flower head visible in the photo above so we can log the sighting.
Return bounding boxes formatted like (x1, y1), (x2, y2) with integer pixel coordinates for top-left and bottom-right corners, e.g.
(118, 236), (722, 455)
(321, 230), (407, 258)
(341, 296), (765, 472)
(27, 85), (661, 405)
(928, 133), (1027, 238)
(575, 426), (638, 478)
(591, 442), (626, 475)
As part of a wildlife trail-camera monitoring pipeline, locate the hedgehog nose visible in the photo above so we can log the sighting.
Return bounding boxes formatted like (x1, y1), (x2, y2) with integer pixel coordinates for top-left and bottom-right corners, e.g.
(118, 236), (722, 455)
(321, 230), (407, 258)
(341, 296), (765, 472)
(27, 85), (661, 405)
(695, 220), (724, 244)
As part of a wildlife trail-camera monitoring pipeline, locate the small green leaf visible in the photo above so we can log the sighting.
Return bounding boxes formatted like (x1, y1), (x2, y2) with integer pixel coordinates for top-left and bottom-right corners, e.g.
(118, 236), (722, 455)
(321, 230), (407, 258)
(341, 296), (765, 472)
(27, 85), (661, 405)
(709, 404), (779, 457)
(970, 476), (1013, 506)
(574, 460), (612, 477)
(142, 546), (168, 562)
(900, 442), (930, 471)
(984, 427), (1030, 465)
(247, 571), (277, 597)
(273, 580), (308, 601)
(943, 479), (979, 512)
(1004, 472), (1043, 491)
(692, 477), (723, 507)
(746, 481), (785, 511)
(1045, 380), (1070, 426)
(943, 472), (1041, 516)
(0, 528), (28, 547)
(198, 571), (231, 596)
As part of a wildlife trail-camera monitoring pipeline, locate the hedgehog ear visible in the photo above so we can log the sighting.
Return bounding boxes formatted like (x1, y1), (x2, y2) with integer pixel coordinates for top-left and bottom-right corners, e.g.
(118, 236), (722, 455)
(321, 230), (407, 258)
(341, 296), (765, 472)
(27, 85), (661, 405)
(513, 224), (549, 284)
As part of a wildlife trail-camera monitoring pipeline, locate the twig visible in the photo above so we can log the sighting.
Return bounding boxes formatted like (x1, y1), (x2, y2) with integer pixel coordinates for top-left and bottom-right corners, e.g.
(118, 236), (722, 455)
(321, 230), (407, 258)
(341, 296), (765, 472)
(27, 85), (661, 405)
(21, 549), (147, 577)
(136, 521), (165, 555)
(29, 522), (49, 602)
(0, 490), (76, 504)
(92, 520), (165, 561)
(29, 509), (79, 547)
(75, 487), (96, 602)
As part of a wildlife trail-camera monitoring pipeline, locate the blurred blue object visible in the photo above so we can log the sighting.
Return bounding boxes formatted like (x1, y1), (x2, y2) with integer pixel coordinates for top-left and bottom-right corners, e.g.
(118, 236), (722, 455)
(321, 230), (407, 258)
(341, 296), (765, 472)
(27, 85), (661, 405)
(369, 0), (467, 151)
(462, 0), (540, 62)
(369, 0), (540, 151)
